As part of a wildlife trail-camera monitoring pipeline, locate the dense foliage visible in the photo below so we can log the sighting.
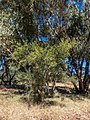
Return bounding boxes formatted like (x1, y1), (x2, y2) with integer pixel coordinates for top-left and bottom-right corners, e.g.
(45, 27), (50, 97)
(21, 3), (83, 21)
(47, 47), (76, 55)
(0, 0), (90, 103)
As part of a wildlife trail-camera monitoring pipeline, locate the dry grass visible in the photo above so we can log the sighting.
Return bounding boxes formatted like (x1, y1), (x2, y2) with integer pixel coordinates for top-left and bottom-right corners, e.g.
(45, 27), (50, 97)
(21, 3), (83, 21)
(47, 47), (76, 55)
(0, 87), (90, 120)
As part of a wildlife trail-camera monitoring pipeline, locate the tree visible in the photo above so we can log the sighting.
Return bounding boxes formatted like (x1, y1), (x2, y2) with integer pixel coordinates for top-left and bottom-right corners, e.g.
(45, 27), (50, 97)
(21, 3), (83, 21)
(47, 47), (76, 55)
(66, 1), (90, 94)
(7, 0), (38, 43)
(0, 2), (17, 85)
(12, 39), (72, 103)
(1, 0), (89, 102)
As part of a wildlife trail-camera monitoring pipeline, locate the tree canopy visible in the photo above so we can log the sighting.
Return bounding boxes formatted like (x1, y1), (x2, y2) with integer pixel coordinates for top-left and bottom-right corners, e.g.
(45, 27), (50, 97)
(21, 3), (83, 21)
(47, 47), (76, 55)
(0, 0), (90, 103)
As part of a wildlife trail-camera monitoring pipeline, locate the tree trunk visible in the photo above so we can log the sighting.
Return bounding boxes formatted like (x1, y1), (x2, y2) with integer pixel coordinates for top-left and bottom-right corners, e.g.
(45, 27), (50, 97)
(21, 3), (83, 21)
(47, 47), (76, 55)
(83, 61), (89, 94)
(78, 79), (84, 93)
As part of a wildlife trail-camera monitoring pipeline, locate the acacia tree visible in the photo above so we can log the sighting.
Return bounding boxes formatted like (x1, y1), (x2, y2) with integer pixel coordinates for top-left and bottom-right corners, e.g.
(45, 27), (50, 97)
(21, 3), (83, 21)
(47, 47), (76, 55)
(12, 40), (72, 103)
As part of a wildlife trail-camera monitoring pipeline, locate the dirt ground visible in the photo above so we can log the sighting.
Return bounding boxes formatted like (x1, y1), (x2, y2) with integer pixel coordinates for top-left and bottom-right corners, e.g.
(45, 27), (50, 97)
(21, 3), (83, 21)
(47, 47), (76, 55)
(0, 84), (90, 120)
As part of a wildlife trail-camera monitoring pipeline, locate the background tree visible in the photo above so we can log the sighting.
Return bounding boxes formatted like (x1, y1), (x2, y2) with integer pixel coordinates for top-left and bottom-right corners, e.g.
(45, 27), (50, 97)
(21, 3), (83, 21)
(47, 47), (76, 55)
(66, 1), (90, 94)
(0, 2), (17, 85)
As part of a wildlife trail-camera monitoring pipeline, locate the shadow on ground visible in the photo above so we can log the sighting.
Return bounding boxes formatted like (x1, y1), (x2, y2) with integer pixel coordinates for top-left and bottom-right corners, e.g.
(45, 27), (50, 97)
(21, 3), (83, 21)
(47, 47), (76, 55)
(0, 83), (90, 105)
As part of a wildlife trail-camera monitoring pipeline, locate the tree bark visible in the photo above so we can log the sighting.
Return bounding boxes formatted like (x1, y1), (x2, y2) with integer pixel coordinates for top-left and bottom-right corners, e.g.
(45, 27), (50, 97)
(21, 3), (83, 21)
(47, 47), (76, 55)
(83, 60), (89, 93)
